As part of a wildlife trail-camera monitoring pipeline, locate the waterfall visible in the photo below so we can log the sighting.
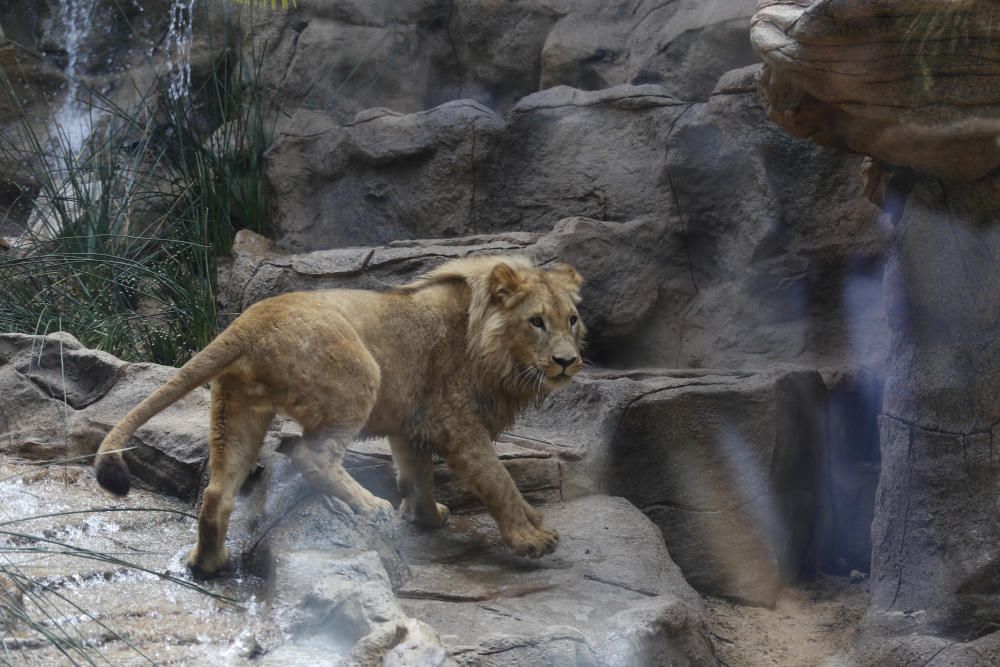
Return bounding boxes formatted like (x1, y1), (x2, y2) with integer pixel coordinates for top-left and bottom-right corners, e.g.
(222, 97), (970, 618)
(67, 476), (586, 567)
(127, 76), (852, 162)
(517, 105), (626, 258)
(53, 0), (97, 157)
(165, 0), (197, 103)
(20, 0), (198, 246)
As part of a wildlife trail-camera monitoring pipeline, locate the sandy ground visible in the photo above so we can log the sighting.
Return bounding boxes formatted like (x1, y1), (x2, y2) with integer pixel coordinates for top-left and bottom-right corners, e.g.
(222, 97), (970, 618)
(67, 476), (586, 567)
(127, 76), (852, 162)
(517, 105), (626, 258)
(706, 576), (869, 667)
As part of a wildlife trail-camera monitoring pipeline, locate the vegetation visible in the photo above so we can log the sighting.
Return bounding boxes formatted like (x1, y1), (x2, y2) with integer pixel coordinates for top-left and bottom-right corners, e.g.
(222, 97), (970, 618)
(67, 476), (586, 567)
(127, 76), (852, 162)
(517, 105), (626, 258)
(0, 6), (273, 366)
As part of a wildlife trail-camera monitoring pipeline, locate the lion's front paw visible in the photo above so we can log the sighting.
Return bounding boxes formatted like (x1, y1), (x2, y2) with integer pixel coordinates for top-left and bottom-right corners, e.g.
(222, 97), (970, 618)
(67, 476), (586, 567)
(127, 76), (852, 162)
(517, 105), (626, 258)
(400, 499), (450, 528)
(506, 523), (560, 558)
(523, 502), (544, 528)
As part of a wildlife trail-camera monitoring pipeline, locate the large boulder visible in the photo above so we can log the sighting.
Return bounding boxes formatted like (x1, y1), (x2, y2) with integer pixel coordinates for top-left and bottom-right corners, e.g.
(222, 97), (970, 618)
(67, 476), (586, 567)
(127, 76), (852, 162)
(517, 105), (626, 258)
(751, 0), (1000, 180)
(641, 65), (888, 371)
(514, 368), (828, 608)
(396, 495), (717, 666)
(264, 101), (507, 251)
(542, 0), (759, 101)
(0, 332), (211, 500)
(0, 338), (721, 665)
(219, 218), (684, 357)
(867, 175), (1000, 640)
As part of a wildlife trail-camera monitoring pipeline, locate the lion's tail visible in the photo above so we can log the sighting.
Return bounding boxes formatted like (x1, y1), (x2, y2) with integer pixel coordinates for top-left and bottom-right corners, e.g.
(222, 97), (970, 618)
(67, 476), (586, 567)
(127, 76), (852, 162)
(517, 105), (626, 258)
(94, 335), (243, 496)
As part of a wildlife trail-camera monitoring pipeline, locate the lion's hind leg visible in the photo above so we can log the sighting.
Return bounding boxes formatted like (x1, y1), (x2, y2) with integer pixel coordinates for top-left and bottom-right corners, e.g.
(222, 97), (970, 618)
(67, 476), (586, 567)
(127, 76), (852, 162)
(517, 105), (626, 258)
(188, 377), (274, 579)
(290, 428), (393, 520)
(282, 318), (392, 520)
(389, 436), (449, 528)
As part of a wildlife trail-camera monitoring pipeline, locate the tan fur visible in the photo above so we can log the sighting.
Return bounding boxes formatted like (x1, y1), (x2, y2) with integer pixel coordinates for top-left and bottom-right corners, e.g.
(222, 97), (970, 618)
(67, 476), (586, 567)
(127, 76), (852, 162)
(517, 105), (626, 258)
(94, 255), (586, 576)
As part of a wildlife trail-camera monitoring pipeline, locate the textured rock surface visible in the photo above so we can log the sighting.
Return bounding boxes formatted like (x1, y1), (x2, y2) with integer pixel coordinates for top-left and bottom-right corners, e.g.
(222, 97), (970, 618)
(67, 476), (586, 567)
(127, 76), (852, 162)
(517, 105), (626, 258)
(259, 65), (889, 371)
(0, 332), (211, 500)
(264, 101), (507, 251)
(251, 0), (760, 121)
(514, 368), (828, 608)
(868, 175), (1000, 639)
(0, 337), (720, 664)
(751, 0), (1000, 180)
(850, 630), (1000, 667)
(220, 219), (682, 356)
(396, 495), (716, 666)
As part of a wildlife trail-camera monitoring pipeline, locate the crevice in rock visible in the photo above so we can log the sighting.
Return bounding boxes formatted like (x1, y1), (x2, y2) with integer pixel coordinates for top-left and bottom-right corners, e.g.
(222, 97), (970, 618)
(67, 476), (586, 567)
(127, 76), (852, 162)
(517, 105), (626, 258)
(629, 0), (681, 37)
(890, 425), (914, 609)
(641, 492), (776, 516)
(443, 1), (463, 100)
(882, 412), (1000, 439)
(479, 633), (591, 656)
(920, 641), (958, 667)
(398, 582), (556, 603)
(468, 118), (479, 233)
(513, 94), (687, 113)
(583, 573), (659, 597)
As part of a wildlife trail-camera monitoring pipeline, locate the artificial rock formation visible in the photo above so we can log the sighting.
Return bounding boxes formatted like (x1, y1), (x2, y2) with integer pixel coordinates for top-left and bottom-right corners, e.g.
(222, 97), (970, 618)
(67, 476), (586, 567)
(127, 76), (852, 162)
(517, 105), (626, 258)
(260, 65), (888, 372)
(752, 0), (1000, 180)
(751, 0), (1000, 659)
(0, 332), (718, 665)
(250, 0), (761, 120)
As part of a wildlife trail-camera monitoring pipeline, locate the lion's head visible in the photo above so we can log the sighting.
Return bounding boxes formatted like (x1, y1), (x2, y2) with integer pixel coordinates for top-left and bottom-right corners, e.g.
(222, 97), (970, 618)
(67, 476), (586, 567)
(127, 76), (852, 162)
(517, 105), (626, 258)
(403, 255), (586, 398)
(483, 260), (585, 393)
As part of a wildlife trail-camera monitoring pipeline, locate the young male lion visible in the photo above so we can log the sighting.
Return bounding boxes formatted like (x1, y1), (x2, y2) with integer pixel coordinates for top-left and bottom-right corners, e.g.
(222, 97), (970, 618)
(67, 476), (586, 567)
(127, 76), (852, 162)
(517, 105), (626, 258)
(94, 255), (585, 577)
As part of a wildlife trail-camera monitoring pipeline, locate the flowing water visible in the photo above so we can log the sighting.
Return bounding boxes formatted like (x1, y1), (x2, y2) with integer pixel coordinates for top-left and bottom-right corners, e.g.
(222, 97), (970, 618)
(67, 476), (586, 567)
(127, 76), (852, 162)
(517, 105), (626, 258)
(0, 462), (273, 665)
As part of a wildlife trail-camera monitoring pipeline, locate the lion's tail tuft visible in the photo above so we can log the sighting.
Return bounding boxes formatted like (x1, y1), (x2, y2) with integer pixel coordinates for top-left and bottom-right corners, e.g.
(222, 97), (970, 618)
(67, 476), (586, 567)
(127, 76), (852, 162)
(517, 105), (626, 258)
(95, 453), (131, 496)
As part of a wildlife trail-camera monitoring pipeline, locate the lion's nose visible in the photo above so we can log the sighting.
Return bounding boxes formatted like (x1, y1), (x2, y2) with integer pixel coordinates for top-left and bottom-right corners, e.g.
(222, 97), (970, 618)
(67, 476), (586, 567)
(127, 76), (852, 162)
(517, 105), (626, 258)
(553, 355), (577, 369)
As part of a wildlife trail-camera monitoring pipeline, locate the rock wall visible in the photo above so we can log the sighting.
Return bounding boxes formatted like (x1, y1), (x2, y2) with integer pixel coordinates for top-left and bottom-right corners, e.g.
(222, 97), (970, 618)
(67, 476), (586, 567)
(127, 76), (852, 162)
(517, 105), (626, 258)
(259, 66), (888, 373)
(251, 0), (761, 119)
(0, 0), (924, 661)
(751, 0), (1000, 659)
(243, 19), (890, 599)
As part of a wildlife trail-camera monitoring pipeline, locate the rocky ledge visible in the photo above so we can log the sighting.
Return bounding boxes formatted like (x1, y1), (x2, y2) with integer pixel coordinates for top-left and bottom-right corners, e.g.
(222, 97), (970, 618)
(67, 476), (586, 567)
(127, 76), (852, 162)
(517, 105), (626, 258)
(0, 332), (718, 665)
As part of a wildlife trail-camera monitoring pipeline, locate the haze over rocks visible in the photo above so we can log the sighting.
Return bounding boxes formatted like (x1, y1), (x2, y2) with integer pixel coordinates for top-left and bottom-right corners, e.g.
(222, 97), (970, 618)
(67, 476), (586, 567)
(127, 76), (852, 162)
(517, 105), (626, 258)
(3, 0), (998, 664)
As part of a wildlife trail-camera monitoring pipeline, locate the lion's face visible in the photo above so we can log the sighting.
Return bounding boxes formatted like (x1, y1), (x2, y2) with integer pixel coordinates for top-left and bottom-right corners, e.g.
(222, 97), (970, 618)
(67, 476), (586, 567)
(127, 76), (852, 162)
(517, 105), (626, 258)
(489, 262), (585, 392)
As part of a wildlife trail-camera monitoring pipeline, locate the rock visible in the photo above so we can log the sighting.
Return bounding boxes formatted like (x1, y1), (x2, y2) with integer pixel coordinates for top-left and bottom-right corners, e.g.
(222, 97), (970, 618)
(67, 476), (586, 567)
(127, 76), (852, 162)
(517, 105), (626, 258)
(264, 102), (507, 251)
(543, 0), (759, 101)
(395, 495), (717, 666)
(514, 368), (828, 607)
(221, 218), (684, 358)
(868, 175), (1000, 639)
(751, 0), (1000, 180)
(851, 630), (1000, 667)
(531, 216), (690, 352)
(474, 85), (688, 234)
(0, 333), (210, 497)
(251, 0), (761, 123)
(222, 229), (537, 310)
(0, 332), (215, 500)
(268, 549), (403, 647)
(366, 618), (457, 667)
(646, 64), (888, 371)
(258, 68), (889, 371)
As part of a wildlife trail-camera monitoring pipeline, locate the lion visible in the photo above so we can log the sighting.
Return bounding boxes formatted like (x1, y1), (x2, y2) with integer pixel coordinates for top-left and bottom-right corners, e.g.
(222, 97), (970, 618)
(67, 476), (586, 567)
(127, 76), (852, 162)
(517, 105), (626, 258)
(94, 255), (585, 577)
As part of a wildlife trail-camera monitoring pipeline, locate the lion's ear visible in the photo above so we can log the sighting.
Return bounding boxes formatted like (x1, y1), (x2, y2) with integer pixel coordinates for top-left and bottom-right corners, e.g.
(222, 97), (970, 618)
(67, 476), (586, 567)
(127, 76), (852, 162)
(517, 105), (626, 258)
(489, 262), (523, 304)
(548, 263), (583, 290)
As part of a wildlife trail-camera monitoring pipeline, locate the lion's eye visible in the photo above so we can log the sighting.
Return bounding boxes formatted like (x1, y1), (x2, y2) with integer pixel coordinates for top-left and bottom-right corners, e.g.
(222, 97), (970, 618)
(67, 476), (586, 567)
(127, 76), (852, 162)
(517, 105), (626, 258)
(529, 316), (545, 330)
(569, 315), (578, 326)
